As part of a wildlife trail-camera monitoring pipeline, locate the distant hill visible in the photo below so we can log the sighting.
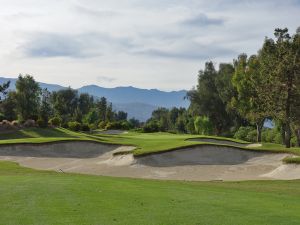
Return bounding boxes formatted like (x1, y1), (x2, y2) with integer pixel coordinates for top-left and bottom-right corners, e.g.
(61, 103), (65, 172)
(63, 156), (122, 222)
(0, 77), (189, 121)
(78, 85), (188, 108)
(0, 77), (65, 92)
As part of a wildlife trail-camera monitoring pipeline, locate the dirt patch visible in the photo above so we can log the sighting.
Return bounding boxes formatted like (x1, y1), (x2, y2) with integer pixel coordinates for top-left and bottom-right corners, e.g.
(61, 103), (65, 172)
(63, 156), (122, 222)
(0, 142), (298, 181)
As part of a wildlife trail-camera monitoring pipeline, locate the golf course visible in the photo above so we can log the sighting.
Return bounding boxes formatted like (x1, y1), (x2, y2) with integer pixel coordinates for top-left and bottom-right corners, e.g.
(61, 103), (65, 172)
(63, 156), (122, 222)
(1, 2), (300, 223)
(0, 127), (300, 225)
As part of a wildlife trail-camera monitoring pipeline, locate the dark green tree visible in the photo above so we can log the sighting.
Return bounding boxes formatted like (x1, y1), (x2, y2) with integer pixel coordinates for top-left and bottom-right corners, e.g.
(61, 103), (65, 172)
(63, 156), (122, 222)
(39, 88), (52, 127)
(187, 62), (231, 134)
(15, 74), (41, 121)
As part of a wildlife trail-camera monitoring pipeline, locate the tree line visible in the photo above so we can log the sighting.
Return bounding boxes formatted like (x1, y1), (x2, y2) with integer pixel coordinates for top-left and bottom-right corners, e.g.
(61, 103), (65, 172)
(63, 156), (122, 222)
(0, 75), (140, 131)
(144, 28), (300, 148)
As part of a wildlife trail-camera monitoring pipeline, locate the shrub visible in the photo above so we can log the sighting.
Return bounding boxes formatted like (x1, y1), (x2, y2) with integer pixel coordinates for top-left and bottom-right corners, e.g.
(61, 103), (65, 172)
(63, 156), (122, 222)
(89, 123), (98, 130)
(246, 129), (257, 142)
(81, 123), (90, 132)
(98, 121), (107, 129)
(49, 117), (62, 127)
(234, 126), (255, 141)
(105, 121), (130, 130)
(68, 121), (81, 131)
(194, 116), (212, 135)
(143, 120), (160, 133)
(37, 118), (48, 128)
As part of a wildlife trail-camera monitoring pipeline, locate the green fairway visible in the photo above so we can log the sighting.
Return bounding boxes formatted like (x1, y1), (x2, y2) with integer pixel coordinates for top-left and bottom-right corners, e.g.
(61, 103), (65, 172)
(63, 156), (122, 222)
(0, 161), (299, 225)
(1, 128), (300, 158)
(91, 131), (300, 156)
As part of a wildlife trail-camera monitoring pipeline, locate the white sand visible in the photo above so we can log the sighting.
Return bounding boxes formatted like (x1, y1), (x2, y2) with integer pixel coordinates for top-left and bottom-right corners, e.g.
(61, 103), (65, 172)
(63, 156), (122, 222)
(0, 141), (298, 181)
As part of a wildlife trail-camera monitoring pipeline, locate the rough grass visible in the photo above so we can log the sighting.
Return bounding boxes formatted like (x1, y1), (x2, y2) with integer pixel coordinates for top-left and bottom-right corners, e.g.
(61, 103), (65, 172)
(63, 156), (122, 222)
(1, 161), (300, 225)
(283, 156), (300, 164)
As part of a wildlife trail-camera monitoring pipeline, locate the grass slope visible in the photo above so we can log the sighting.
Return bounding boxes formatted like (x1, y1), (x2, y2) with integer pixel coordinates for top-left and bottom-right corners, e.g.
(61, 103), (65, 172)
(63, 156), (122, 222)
(1, 128), (300, 159)
(0, 161), (300, 225)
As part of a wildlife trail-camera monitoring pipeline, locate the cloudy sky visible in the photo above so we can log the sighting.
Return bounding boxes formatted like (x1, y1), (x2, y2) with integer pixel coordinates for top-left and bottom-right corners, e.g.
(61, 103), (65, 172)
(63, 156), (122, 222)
(0, 0), (299, 90)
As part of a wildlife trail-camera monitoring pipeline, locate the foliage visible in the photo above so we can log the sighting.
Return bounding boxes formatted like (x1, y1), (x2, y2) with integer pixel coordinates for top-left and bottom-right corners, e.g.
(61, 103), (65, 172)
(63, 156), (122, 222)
(49, 116), (62, 127)
(67, 121), (82, 131)
(234, 126), (256, 142)
(15, 74), (41, 121)
(194, 116), (213, 135)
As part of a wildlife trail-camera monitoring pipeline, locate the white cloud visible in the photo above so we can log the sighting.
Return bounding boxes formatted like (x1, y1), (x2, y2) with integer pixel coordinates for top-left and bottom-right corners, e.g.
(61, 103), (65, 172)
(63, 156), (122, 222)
(0, 0), (299, 90)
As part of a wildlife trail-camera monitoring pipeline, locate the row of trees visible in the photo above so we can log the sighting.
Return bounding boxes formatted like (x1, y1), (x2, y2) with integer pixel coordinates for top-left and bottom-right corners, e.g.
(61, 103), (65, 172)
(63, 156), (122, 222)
(142, 27), (300, 148)
(0, 75), (139, 130)
(187, 28), (300, 148)
(143, 107), (214, 135)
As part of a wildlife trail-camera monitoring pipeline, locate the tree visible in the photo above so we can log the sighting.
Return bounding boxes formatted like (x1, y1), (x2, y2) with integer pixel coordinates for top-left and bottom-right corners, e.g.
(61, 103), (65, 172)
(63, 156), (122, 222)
(15, 74), (41, 121)
(84, 109), (99, 125)
(187, 62), (231, 134)
(151, 107), (169, 131)
(78, 93), (94, 115)
(105, 103), (114, 122)
(39, 89), (52, 127)
(216, 63), (248, 129)
(232, 54), (268, 142)
(116, 111), (128, 121)
(0, 81), (10, 102)
(194, 116), (213, 135)
(97, 97), (107, 122)
(259, 28), (300, 147)
(0, 91), (17, 121)
(51, 88), (78, 122)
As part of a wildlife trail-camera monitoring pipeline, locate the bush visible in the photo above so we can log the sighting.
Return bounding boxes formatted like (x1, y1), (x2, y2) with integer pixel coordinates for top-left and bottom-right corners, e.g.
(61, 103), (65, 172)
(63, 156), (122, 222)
(81, 123), (90, 132)
(105, 121), (131, 130)
(98, 121), (107, 129)
(49, 117), (62, 127)
(37, 118), (48, 128)
(143, 120), (160, 133)
(246, 129), (257, 142)
(194, 116), (212, 135)
(234, 126), (255, 142)
(68, 121), (81, 131)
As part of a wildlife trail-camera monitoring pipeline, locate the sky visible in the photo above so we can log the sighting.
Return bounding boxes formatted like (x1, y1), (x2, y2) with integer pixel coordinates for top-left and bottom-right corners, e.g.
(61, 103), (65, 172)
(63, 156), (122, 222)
(0, 0), (299, 91)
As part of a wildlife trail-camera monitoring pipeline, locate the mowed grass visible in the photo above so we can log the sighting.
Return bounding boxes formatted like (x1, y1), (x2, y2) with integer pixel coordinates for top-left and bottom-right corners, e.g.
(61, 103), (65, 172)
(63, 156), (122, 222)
(0, 161), (300, 225)
(1, 128), (300, 157)
(91, 131), (300, 157)
(0, 127), (108, 144)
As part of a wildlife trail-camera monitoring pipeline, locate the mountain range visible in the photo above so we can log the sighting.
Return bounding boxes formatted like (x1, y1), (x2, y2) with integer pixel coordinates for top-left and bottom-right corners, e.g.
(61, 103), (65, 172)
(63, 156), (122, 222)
(0, 77), (189, 121)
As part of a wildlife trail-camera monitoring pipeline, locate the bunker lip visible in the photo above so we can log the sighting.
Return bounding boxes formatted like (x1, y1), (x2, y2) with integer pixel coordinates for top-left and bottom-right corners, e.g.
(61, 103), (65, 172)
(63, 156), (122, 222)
(0, 141), (130, 158)
(187, 137), (257, 147)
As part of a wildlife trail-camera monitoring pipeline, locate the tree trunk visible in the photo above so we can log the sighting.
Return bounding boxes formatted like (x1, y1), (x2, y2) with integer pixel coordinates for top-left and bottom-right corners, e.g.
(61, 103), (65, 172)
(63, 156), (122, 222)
(256, 118), (265, 143)
(295, 128), (300, 147)
(281, 123), (286, 145)
(285, 123), (291, 148)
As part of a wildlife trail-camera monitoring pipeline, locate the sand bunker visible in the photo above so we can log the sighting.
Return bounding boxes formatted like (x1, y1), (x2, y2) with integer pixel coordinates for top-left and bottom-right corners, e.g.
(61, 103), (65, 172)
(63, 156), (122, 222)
(0, 141), (299, 181)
